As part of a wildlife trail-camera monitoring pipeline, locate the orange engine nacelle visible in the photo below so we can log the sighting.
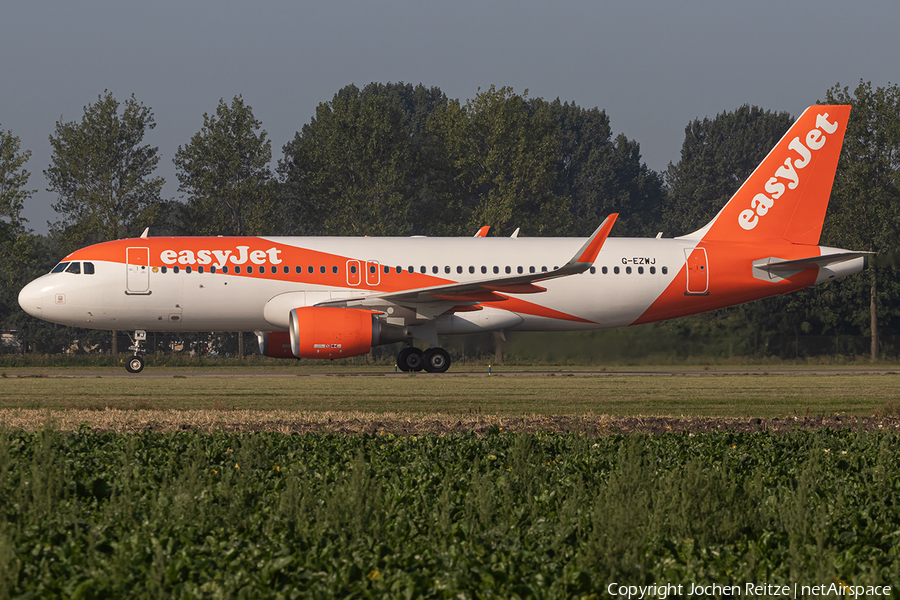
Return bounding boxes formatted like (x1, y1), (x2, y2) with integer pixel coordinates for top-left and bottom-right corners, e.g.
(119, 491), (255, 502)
(257, 331), (295, 359)
(289, 307), (377, 359)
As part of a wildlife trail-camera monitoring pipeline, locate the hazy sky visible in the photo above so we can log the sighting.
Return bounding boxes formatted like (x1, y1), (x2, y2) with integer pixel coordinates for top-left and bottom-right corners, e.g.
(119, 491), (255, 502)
(2, 0), (897, 234)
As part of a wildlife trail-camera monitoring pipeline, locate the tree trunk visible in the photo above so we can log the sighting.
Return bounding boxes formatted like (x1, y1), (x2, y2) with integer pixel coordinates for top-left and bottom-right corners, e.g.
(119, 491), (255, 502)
(238, 332), (244, 359)
(112, 330), (118, 354)
(870, 268), (878, 361)
(492, 331), (504, 365)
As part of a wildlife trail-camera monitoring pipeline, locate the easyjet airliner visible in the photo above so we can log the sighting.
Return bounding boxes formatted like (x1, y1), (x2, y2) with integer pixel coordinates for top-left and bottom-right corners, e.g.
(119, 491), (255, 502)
(18, 105), (868, 373)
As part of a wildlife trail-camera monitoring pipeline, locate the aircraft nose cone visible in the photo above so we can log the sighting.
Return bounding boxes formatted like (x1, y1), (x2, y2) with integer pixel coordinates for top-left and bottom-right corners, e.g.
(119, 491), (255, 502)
(18, 280), (43, 318)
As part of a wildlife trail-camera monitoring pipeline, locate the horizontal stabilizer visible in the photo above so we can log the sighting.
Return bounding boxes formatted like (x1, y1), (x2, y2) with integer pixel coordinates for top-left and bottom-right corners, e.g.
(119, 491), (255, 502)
(752, 251), (872, 283)
(762, 251), (872, 272)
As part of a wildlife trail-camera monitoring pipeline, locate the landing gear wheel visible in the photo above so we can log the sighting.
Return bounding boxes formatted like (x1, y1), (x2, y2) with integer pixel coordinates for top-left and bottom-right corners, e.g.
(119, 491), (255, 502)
(397, 347), (424, 372)
(125, 355), (144, 374)
(423, 347), (451, 373)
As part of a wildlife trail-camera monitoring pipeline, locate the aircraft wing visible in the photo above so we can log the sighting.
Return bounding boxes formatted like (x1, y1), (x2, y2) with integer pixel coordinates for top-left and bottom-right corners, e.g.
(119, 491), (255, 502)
(318, 214), (618, 315)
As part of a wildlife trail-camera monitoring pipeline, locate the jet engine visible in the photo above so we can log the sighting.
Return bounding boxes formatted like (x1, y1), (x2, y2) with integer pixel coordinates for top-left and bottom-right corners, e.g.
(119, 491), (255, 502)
(257, 331), (294, 359)
(287, 307), (406, 359)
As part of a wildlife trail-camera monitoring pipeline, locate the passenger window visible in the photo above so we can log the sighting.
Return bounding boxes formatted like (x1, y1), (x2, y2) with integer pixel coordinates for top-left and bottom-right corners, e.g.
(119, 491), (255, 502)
(161, 266), (168, 273)
(384, 266), (390, 274)
(174, 266), (181, 274)
(186, 266), (192, 274)
(350, 265), (357, 274)
(469, 266), (475, 274)
(614, 266), (620, 274)
(481, 266), (487, 274)
(541, 266), (548, 272)
(432, 266), (438, 274)
(662, 266), (668, 275)
(319, 266), (325, 274)
(247, 266), (254, 274)
(590, 267), (596, 274)
(493, 267), (499, 274)
(273, 266), (278, 274)
(65, 262), (81, 274)
(529, 267), (535, 274)
(626, 266), (632, 274)
(332, 266), (338, 274)
(283, 266), (289, 274)
(296, 266), (302, 274)
(638, 266), (644, 274)
(210, 266), (216, 274)
(84, 262), (95, 275)
(395, 266), (402, 274)
(444, 266), (451, 274)
(505, 266), (511, 274)
(517, 266), (523, 274)
(308, 266), (313, 274)
(420, 266), (426, 274)
(51, 262), (69, 273)
(198, 266), (204, 274)
(650, 266), (656, 274)
(222, 266), (228, 274)
(231, 266), (237, 274)
(457, 266), (463, 274)
(602, 266), (608, 274)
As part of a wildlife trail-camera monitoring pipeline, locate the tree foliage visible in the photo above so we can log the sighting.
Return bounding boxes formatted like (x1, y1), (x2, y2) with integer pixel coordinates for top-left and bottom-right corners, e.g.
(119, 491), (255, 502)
(0, 126), (37, 331)
(539, 99), (664, 237)
(1, 127), (34, 234)
(664, 105), (794, 236)
(45, 91), (164, 251)
(821, 81), (900, 358)
(427, 86), (569, 236)
(174, 96), (275, 236)
(279, 84), (430, 236)
(280, 84), (660, 239)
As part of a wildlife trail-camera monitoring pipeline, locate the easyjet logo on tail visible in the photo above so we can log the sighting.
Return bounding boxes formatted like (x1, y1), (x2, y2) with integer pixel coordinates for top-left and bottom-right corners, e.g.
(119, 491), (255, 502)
(738, 113), (839, 231)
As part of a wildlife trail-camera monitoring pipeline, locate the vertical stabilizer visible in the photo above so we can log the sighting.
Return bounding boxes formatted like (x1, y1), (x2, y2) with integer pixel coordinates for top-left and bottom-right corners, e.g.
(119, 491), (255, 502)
(682, 105), (850, 245)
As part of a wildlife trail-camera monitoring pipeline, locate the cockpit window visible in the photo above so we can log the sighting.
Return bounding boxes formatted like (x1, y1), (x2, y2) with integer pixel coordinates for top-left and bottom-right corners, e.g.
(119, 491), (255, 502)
(84, 262), (95, 275)
(65, 262), (81, 274)
(51, 262), (70, 273)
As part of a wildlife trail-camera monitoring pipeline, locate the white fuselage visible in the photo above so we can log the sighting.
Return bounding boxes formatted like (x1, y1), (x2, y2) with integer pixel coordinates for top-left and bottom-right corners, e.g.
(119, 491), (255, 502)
(18, 235), (863, 338)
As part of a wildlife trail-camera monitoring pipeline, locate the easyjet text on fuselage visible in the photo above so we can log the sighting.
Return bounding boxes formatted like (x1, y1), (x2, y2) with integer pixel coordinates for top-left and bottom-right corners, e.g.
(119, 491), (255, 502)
(159, 246), (283, 268)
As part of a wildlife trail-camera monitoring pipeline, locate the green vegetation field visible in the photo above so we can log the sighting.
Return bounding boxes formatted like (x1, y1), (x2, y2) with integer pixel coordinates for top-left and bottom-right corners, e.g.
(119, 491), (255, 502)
(1, 428), (898, 597)
(2, 369), (899, 597)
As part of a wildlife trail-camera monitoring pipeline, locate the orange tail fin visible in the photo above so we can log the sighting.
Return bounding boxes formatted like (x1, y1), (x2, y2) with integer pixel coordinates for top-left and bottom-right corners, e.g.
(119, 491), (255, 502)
(683, 105), (850, 245)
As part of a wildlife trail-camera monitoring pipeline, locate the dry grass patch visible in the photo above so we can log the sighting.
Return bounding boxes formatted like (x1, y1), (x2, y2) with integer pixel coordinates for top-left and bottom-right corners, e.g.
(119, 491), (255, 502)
(2, 408), (899, 436)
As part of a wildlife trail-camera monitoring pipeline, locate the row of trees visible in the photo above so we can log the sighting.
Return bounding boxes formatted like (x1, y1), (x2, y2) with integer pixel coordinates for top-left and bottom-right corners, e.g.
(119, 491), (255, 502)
(1, 81), (898, 359)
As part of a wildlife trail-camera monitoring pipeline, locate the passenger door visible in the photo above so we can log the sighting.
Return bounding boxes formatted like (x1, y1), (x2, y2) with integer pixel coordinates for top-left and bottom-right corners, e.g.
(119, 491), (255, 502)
(684, 247), (709, 295)
(126, 247), (150, 294)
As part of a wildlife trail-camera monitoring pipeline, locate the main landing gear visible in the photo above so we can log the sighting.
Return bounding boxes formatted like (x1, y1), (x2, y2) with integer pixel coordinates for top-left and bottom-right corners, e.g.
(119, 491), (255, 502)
(125, 330), (147, 374)
(397, 346), (451, 373)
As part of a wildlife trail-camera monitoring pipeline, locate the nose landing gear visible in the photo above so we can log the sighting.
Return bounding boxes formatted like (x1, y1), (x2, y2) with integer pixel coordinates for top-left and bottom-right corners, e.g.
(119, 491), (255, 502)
(125, 330), (147, 373)
(125, 355), (144, 374)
